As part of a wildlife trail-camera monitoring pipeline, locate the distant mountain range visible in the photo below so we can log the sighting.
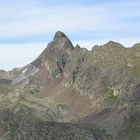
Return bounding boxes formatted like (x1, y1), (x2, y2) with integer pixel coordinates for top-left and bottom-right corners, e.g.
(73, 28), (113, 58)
(0, 31), (140, 140)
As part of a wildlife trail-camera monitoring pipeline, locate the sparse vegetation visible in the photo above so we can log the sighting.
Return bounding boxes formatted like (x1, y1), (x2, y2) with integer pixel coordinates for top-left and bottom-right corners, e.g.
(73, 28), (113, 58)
(0, 31), (139, 140)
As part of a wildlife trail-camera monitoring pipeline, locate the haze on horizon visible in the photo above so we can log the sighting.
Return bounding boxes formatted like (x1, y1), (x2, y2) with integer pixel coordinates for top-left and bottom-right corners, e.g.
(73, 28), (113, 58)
(0, 0), (140, 70)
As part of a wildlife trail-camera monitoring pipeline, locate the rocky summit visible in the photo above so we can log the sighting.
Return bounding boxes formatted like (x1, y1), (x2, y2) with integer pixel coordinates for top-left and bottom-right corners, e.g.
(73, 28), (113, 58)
(0, 31), (140, 140)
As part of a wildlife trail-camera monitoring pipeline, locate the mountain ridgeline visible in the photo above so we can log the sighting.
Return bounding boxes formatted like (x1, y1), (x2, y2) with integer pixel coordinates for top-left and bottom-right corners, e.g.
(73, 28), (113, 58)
(0, 31), (140, 140)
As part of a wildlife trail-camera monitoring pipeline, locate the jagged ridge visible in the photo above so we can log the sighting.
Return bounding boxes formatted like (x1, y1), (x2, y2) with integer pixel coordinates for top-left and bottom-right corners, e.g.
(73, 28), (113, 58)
(0, 31), (139, 140)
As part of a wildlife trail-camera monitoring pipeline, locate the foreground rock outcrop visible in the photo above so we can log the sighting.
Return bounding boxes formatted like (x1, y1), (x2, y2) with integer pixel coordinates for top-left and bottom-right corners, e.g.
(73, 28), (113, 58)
(0, 31), (139, 140)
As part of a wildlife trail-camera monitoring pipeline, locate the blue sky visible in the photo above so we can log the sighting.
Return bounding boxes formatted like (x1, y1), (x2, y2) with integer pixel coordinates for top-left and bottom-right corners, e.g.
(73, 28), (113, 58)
(0, 0), (140, 70)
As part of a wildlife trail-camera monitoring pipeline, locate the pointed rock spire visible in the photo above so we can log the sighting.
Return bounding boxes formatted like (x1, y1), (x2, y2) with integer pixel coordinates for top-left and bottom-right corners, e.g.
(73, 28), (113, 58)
(50, 31), (74, 49)
(54, 31), (67, 40)
(75, 44), (81, 49)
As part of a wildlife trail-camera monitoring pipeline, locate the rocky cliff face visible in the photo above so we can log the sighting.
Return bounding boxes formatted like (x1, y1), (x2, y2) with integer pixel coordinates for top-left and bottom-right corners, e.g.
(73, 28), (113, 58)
(0, 31), (139, 140)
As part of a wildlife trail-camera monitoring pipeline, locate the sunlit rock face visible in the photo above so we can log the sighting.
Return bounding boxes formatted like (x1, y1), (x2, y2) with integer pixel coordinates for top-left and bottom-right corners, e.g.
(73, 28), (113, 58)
(0, 31), (139, 140)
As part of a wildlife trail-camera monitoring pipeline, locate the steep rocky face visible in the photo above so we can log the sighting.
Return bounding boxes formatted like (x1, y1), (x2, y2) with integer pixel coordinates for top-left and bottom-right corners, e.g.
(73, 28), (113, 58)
(0, 31), (139, 140)
(32, 31), (74, 79)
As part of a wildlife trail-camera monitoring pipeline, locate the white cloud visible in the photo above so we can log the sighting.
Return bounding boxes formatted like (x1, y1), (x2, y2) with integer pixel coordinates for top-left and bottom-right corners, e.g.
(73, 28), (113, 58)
(0, 6), (108, 37)
(0, 1), (139, 38)
(0, 43), (46, 70)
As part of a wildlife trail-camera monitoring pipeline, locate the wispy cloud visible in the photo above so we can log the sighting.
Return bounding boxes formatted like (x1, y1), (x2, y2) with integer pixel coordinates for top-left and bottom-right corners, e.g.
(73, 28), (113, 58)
(0, 0), (140, 69)
(0, 0), (139, 38)
(0, 43), (46, 70)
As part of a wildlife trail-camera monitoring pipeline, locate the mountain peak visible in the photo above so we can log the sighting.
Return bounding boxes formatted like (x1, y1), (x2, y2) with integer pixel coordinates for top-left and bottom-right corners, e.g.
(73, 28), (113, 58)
(104, 40), (124, 48)
(107, 41), (121, 45)
(50, 31), (74, 49)
(54, 31), (67, 40)
(132, 43), (140, 48)
(75, 44), (81, 48)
